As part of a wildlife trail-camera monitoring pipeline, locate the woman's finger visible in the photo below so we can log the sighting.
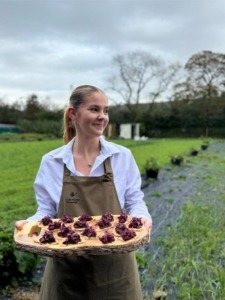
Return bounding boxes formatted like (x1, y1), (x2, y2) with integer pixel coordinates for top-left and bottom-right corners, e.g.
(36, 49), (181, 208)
(15, 220), (28, 230)
(142, 218), (152, 234)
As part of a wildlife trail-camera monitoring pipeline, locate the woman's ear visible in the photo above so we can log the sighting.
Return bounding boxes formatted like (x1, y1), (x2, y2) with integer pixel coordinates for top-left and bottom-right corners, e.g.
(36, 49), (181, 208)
(68, 106), (76, 121)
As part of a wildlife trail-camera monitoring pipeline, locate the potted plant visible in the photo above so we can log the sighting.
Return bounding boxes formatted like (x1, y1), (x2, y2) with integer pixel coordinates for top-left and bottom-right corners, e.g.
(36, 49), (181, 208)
(143, 157), (160, 179)
(190, 148), (199, 156)
(201, 139), (210, 150)
(201, 144), (208, 150)
(170, 155), (184, 166)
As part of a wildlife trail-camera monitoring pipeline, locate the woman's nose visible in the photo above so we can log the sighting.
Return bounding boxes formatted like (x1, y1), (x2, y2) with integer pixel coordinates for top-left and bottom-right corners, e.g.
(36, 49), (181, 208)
(98, 110), (106, 118)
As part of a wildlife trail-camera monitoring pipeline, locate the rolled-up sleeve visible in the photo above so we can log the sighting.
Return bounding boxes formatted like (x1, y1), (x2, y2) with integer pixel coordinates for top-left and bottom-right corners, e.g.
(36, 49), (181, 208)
(124, 153), (152, 221)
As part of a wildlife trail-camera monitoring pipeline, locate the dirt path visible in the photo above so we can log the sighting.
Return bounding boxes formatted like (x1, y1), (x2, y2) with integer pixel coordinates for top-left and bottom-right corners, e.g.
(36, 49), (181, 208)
(143, 157), (205, 257)
(141, 140), (225, 297)
(1, 141), (224, 299)
(144, 142), (222, 249)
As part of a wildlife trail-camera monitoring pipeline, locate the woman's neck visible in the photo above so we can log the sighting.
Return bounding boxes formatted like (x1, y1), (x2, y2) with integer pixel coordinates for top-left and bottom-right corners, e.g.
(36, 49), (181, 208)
(73, 136), (101, 156)
(72, 136), (101, 174)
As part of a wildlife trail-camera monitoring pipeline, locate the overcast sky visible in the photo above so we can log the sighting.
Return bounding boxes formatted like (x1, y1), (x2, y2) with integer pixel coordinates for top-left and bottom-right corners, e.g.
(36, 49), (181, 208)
(0, 0), (224, 108)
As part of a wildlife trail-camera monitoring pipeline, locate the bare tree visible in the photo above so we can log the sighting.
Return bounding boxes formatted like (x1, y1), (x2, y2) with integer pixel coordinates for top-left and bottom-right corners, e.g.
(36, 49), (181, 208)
(107, 50), (180, 119)
(171, 80), (209, 101)
(185, 50), (225, 97)
(185, 50), (225, 136)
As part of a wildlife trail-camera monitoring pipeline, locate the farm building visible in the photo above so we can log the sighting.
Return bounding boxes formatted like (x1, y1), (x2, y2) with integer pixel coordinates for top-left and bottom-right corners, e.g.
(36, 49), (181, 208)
(105, 123), (142, 139)
(119, 123), (140, 139)
(0, 124), (20, 134)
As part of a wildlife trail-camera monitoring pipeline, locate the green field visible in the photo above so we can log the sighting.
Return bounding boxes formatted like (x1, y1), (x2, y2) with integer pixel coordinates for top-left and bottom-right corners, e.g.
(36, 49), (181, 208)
(112, 138), (205, 171)
(0, 139), (64, 224)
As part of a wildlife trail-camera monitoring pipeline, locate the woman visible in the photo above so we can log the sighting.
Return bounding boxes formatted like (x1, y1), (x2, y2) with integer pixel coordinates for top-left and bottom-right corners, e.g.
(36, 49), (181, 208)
(16, 85), (152, 300)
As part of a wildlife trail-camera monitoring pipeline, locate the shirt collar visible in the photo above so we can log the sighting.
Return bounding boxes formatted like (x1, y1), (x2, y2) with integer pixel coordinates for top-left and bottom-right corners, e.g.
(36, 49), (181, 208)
(52, 136), (120, 161)
(52, 138), (74, 165)
(99, 136), (121, 156)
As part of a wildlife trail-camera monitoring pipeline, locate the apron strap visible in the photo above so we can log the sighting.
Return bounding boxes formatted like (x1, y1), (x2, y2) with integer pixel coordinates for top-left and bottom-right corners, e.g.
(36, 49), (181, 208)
(63, 157), (113, 178)
(103, 157), (113, 176)
(64, 164), (71, 176)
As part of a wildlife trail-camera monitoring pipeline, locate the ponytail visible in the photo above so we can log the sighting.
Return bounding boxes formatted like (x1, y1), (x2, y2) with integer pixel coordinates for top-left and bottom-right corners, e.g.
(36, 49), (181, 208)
(63, 107), (76, 144)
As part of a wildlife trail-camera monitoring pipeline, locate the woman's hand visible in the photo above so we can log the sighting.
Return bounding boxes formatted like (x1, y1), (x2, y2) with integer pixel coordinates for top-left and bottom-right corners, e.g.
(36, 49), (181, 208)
(141, 218), (152, 235)
(15, 220), (28, 230)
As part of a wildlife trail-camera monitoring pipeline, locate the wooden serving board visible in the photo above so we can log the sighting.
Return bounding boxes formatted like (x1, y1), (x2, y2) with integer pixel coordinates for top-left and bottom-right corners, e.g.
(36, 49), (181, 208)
(14, 215), (150, 257)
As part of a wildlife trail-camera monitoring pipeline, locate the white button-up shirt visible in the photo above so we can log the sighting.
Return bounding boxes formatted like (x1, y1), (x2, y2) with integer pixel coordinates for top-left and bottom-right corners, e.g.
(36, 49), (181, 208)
(27, 136), (151, 222)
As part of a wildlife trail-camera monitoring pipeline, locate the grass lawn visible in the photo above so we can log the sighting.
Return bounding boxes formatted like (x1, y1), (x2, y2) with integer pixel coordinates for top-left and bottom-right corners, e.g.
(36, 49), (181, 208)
(112, 138), (205, 171)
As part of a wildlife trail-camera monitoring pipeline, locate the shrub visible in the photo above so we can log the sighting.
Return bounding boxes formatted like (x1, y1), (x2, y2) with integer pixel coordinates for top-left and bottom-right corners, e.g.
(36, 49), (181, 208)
(0, 223), (40, 289)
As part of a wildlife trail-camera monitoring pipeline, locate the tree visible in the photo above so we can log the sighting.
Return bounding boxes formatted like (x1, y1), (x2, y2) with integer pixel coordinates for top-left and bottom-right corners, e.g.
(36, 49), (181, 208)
(107, 50), (180, 121)
(184, 50), (225, 136)
(185, 50), (225, 97)
(23, 94), (44, 120)
(171, 81), (198, 101)
(0, 99), (23, 124)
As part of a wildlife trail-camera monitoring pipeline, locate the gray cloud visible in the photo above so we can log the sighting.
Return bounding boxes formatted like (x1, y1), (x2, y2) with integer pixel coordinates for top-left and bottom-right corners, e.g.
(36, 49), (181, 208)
(0, 0), (224, 106)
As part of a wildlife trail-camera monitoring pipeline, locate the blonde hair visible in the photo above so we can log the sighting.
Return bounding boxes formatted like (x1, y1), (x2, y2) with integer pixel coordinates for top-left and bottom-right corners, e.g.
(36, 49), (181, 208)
(63, 85), (105, 144)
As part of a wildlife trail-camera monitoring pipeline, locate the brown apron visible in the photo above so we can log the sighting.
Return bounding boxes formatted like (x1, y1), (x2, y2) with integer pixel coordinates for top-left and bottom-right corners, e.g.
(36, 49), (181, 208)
(39, 158), (143, 300)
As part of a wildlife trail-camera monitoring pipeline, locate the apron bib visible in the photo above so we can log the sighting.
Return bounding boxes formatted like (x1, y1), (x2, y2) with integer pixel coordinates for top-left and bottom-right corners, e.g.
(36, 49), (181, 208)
(39, 158), (143, 300)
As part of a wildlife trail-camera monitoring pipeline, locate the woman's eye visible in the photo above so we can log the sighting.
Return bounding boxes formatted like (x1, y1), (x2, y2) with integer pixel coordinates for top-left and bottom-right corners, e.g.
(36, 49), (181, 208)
(90, 107), (98, 112)
(89, 107), (109, 114)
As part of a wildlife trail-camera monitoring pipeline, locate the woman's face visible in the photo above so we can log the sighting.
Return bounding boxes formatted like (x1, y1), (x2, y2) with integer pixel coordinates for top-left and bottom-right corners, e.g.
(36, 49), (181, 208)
(70, 91), (109, 138)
